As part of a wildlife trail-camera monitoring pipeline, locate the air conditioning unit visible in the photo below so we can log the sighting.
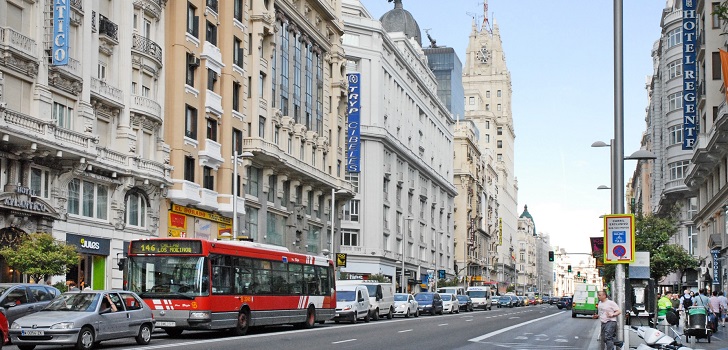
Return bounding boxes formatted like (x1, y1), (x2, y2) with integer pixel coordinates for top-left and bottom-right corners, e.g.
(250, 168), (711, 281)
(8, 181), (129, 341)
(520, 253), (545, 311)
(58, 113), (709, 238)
(187, 55), (200, 67)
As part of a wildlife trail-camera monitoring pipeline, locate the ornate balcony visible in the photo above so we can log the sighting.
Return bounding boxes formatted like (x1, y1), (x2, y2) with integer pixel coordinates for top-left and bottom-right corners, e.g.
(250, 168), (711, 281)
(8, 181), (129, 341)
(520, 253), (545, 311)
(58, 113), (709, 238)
(133, 0), (162, 20)
(130, 94), (162, 124)
(131, 33), (162, 68)
(0, 107), (96, 156)
(98, 15), (119, 46)
(48, 56), (82, 95)
(167, 180), (202, 206)
(90, 77), (124, 107)
(0, 27), (39, 78)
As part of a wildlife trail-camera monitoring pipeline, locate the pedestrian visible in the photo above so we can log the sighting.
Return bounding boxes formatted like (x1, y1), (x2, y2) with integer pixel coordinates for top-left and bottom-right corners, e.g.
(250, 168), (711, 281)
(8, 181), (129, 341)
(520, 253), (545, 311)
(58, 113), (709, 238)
(719, 291), (728, 327)
(679, 289), (693, 328)
(593, 290), (621, 350)
(658, 292), (672, 323)
(710, 290), (721, 331)
(670, 293), (680, 310)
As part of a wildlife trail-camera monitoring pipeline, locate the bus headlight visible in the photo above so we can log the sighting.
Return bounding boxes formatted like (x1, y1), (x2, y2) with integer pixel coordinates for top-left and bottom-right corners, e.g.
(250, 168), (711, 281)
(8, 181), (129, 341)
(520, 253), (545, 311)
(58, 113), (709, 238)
(189, 311), (211, 319)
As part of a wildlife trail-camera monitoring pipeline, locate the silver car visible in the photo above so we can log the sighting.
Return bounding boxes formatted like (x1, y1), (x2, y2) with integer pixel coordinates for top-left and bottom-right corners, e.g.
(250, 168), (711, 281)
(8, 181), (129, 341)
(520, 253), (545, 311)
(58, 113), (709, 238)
(9, 290), (154, 350)
(393, 293), (419, 318)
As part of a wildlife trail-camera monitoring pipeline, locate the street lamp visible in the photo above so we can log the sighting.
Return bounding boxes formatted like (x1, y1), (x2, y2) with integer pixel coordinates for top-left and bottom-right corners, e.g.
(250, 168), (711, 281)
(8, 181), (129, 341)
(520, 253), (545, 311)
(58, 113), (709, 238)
(330, 188), (348, 277)
(597, 185), (611, 190)
(401, 216), (414, 293)
(232, 151), (254, 240)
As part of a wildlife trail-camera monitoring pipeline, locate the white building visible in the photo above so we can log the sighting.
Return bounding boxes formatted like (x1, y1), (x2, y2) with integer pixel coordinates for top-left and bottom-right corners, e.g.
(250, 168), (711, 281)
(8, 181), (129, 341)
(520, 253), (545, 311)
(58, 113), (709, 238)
(340, 0), (456, 292)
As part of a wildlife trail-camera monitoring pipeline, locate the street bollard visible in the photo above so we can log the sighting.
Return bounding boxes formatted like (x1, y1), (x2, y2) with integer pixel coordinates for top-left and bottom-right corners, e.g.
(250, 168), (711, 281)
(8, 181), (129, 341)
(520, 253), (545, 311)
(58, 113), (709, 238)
(622, 324), (629, 350)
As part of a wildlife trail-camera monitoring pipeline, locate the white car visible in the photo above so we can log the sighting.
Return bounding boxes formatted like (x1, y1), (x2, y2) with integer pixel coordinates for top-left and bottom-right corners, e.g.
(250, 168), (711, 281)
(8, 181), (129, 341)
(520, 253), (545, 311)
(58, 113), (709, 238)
(441, 293), (460, 314)
(393, 293), (419, 318)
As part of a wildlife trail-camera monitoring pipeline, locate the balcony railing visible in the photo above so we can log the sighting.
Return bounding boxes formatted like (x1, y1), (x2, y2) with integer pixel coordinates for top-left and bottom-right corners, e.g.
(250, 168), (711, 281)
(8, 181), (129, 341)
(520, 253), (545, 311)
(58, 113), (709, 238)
(70, 0), (83, 11)
(98, 15), (118, 42)
(131, 94), (162, 123)
(0, 26), (37, 58)
(90, 77), (124, 105)
(1, 108), (96, 152)
(132, 33), (162, 66)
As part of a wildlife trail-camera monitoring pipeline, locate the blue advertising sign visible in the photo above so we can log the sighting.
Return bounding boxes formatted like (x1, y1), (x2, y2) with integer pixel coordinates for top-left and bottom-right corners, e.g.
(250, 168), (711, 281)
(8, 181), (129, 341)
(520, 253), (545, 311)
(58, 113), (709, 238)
(346, 73), (361, 173)
(682, 0), (697, 150)
(712, 249), (720, 285)
(52, 0), (70, 66)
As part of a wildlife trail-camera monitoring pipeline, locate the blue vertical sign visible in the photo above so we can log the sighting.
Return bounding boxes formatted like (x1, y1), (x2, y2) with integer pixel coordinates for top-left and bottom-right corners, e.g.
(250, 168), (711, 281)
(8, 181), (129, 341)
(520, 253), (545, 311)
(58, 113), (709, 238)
(682, 0), (697, 150)
(712, 249), (720, 285)
(53, 0), (70, 66)
(346, 73), (361, 173)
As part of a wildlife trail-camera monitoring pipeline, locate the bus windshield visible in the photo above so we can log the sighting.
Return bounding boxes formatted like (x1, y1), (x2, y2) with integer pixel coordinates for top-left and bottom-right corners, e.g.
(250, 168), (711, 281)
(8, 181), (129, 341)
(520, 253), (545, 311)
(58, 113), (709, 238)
(127, 256), (209, 299)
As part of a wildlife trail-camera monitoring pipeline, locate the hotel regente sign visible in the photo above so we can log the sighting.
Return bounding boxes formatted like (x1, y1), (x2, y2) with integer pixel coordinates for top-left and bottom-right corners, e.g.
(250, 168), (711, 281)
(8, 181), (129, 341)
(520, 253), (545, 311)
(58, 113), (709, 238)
(682, 0), (697, 150)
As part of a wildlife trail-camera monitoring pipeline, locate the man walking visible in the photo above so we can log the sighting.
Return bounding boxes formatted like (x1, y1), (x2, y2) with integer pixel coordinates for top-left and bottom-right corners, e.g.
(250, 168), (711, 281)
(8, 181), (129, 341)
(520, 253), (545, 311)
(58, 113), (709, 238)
(709, 291), (721, 331)
(719, 291), (728, 327)
(593, 290), (621, 350)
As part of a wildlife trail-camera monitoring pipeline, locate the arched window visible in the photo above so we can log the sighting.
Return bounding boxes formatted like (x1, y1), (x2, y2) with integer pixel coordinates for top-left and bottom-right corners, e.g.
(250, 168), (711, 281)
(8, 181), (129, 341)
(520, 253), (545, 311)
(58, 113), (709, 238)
(126, 192), (147, 227)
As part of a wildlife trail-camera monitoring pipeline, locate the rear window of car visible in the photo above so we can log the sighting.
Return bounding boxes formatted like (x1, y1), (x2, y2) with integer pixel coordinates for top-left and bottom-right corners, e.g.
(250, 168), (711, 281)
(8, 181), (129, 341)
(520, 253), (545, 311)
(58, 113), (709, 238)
(415, 294), (433, 302)
(457, 296), (469, 302)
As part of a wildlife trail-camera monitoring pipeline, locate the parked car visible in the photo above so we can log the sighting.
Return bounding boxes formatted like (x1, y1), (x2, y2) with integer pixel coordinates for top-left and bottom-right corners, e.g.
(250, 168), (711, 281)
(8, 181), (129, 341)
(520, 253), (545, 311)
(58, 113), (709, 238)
(456, 295), (474, 312)
(10, 290), (154, 350)
(498, 295), (515, 308)
(0, 309), (8, 349)
(550, 296), (560, 305)
(557, 296), (573, 310)
(491, 295), (500, 308)
(0, 283), (60, 326)
(334, 284), (371, 323)
(414, 292), (443, 315)
(337, 280), (394, 321)
(441, 293), (459, 314)
(393, 293), (419, 318)
(466, 286), (493, 310)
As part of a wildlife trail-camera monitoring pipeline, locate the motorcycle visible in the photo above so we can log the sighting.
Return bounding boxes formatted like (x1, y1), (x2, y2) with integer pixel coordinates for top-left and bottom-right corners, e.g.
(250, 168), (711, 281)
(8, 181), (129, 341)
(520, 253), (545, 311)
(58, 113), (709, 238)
(619, 325), (693, 350)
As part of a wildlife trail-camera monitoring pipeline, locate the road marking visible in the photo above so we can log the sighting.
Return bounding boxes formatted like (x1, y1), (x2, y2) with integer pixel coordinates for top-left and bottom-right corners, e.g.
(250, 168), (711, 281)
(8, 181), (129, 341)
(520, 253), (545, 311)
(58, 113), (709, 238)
(469, 311), (564, 343)
(438, 323), (448, 326)
(332, 339), (357, 344)
(398, 329), (413, 333)
(466, 319), (473, 322)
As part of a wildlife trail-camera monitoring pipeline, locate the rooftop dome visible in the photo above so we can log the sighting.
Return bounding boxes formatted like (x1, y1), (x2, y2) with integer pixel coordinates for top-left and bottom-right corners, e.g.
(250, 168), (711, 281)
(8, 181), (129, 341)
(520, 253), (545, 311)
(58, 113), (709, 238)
(519, 205), (537, 236)
(379, 0), (422, 47)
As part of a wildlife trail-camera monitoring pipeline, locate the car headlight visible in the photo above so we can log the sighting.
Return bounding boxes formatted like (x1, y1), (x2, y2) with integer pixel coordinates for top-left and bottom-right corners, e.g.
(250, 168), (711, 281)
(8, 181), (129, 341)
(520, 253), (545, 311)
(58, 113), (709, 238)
(189, 311), (211, 319)
(50, 322), (75, 329)
(10, 322), (20, 330)
(397, 304), (405, 309)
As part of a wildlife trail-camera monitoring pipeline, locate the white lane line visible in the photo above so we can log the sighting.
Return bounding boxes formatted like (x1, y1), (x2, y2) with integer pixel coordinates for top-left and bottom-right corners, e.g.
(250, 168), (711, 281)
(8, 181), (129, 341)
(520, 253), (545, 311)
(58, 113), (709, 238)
(469, 311), (564, 343)
(438, 323), (449, 326)
(332, 339), (357, 344)
(398, 329), (413, 333)
(465, 319), (473, 322)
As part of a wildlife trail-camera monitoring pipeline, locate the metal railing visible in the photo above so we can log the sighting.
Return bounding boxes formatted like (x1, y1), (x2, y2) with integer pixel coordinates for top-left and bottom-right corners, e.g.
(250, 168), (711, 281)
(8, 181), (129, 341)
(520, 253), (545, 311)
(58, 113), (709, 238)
(98, 15), (118, 42)
(132, 33), (162, 64)
(70, 0), (83, 11)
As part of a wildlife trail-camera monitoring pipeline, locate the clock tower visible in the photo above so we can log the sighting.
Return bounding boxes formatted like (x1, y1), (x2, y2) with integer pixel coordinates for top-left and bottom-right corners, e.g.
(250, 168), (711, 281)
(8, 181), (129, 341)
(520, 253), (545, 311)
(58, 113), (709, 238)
(462, 7), (518, 290)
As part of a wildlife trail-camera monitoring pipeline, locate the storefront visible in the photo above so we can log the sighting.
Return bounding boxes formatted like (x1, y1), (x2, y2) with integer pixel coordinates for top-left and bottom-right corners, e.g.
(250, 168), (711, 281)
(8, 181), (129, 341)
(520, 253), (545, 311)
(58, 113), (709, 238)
(65, 233), (110, 290)
(167, 204), (232, 240)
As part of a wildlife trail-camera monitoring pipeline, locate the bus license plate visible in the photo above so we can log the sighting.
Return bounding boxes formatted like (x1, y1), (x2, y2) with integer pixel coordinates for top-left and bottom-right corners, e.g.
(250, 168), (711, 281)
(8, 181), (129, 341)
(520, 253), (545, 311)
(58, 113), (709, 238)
(22, 330), (44, 336)
(156, 322), (175, 327)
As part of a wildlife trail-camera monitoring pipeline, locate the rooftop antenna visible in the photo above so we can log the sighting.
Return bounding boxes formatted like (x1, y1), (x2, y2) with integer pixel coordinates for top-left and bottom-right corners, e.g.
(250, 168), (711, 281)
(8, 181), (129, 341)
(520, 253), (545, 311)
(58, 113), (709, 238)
(423, 28), (438, 48)
(478, 1), (492, 33)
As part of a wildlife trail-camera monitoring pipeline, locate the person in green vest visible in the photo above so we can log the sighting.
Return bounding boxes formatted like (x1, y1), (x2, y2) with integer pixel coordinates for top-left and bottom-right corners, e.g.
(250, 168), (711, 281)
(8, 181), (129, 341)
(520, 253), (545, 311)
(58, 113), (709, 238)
(658, 293), (673, 322)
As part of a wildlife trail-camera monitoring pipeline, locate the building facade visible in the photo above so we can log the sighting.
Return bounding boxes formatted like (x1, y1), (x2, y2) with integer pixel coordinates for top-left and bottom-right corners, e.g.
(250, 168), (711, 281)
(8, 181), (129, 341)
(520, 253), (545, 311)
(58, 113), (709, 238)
(161, 0), (354, 258)
(0, 0), (170, 289)
(340, 0), (457, 292)
(423, 47), (465, 120)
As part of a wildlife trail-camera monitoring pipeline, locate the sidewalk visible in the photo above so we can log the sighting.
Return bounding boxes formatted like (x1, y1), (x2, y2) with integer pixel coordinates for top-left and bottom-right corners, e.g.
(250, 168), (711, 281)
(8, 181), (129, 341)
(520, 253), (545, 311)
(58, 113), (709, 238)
(588, 321), (728, 350)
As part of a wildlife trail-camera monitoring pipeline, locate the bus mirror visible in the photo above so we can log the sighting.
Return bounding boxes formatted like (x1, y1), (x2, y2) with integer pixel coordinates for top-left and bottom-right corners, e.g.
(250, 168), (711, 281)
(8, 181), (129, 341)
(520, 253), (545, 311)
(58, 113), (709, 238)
(117, 258), (126, 271)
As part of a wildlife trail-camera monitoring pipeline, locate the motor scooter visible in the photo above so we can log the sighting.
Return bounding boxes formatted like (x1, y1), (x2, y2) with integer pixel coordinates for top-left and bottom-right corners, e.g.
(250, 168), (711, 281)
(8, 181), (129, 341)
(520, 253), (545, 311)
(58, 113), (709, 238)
(619, 325), (693, 350)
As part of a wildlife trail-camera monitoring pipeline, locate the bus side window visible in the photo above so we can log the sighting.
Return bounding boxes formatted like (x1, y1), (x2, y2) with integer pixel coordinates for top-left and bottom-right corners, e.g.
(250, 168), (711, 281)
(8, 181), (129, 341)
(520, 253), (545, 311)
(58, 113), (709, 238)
(288, 264), (303, 295)
(303, 265), (318, 295)
(234, 258), (253, 295)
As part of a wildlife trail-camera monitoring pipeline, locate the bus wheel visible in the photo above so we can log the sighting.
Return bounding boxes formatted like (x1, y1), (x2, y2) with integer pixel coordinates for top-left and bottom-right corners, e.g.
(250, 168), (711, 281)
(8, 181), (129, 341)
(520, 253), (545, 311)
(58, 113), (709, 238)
(231, 310), (250, 336)
(164, 328), (183, 337)
(296, 306), (316, 329)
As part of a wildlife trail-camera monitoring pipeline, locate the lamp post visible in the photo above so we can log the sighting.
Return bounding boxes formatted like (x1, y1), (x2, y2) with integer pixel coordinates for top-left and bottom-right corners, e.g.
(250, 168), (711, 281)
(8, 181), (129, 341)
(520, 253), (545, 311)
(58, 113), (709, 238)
(232, 151), (254, 240)
(329, 188), (348, 278)
(401, 216), (414, 293)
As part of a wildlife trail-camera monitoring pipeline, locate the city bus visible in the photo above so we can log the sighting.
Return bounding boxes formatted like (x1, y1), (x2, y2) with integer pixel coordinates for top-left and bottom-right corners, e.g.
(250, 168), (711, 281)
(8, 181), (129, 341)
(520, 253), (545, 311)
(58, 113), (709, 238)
(125, 238), (335, 336)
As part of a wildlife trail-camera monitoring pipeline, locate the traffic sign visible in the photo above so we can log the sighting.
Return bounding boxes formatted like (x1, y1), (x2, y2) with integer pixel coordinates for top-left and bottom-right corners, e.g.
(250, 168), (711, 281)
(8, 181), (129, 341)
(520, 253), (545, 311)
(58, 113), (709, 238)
(336, 253), (347, 267)
(603, 214), (635, 264)
(438, 269), (446, 279)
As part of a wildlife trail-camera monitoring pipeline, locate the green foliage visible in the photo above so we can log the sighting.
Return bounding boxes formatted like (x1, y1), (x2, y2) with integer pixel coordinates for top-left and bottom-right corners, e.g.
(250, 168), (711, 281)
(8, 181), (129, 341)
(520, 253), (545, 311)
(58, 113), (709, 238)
(506, 285), (514, 293)
(53, 281), (68, 293)
(0, 233), (78, 283)
(713, 2), (728, 23)
(437, 278), (459, 287)
(366, 273), (390, 283)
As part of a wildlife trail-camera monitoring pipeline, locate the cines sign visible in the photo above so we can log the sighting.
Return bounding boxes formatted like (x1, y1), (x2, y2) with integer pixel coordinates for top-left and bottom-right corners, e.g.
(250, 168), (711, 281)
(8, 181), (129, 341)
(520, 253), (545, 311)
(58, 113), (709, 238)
(682, 0), (697, 150)
(52, 0), (70, 66)
(346, 73), (361, 173)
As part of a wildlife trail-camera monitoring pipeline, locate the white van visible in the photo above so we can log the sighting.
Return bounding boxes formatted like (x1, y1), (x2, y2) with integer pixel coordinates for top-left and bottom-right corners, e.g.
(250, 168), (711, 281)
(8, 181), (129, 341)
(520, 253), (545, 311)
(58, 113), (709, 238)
(338, 280), (395, 320)
(437, 287), (466, 296)
(466, 286), (493, 310)
(334, 284), (371, 323)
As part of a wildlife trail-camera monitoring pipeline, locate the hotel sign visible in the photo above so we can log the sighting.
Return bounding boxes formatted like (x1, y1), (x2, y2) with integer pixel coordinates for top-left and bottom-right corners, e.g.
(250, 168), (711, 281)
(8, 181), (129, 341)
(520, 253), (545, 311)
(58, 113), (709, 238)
(683, 0), (697, 150)
(53, 0), (70, 66)
(346, 73), (361, 173)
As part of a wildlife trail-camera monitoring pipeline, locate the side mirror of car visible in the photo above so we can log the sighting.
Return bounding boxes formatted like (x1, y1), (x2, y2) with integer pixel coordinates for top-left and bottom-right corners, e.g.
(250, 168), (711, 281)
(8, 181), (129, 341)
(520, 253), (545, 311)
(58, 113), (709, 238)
(3, 302), (15, 309)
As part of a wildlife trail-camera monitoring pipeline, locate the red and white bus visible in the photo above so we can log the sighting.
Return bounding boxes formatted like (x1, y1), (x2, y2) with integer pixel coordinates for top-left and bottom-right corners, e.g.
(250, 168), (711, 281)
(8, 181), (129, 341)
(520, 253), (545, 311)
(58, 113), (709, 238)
(125, 238), (335, 336)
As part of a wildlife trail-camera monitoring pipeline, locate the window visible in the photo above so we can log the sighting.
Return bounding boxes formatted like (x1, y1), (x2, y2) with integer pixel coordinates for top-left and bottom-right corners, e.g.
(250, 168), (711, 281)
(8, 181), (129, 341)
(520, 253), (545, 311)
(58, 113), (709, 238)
(668, 125), (683, 145)
(67, 179), (108, 220)
(688, 224), (696, 255)
(259, 72), (265, 97)
(341, 229), (359, 246)
(233, 82), (241, 112)
(485, 120), (490, 129)
(233, 37), (243, 67)
(234, 0), (243, 22)
(207, 69), (218, 91)
(126, 192), (147, 227)
(668, 160), (689, 180)
(497, 90), (502, 97)
(233, 128), (243, 154)
(307, 229), (320, 253)
(185, 105), (197, 139)
(667, 59), (682, 79)
(383, 177), (389, 196)
(267, 175), (277, 203)
(497, 127), (502, 135)
(203, 166), (214, 190)
(142, 86), (150, 97)
(184, 156), (195, 182)
(187, 2), (199, 37)
(247, 167), (259, 197)
(293, 36), (302, 123)
(206, 117), (217, 141)
(713, 51), (722, 80)
(29, 167), (50, 198)
(486, 91), (490, 98)
(497, 140), (503, 148)
(497, 154), (503, 161)
(485, 134), (490, 143)
(666, 27), (681, 48)
(97, 62), (106, 80)
(383, 205), (389, 229)
(245, 207), (258, 239)
(497, 104), (501, 111)
(713, 2), (722, 28)
(186, 53), (197, 86)
(485, 104), (490, 111)
(53, 102), (73, 129)
(668, 92), (682, 111)
(205, 21), (217, 45)
(343, 200), (360, 221)
(469, 96), (474, 105)
(345, 173), (359, 193)
(258, 116), (266, 138)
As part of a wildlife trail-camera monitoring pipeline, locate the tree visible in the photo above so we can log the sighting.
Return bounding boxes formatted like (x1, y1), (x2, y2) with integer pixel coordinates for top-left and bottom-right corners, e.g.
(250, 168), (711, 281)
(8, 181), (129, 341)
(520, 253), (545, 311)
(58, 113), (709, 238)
(601, 213), (699, 283)
(0, 233), (78, 283)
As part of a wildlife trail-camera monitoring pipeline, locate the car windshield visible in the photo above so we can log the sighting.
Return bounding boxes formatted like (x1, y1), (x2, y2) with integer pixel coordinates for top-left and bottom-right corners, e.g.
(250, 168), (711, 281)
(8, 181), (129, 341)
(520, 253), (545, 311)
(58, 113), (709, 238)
(45, 293), (100, 312)
(127, 256), (208, 299)
(468, 291), (486, 298)
(500, 296), (511, 301)
(337, 291), (356, 302)
(415, 294), (433, 302)
(457, 296), (469, 302)
(394, 294), (408, 301)
(441, 294), (452, 301)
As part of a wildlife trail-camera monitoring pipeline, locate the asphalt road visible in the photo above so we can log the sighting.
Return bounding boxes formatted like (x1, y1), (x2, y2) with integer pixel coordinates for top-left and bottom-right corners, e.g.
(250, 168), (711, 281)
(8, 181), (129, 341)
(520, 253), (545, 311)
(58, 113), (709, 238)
(6, 304), (600, 350)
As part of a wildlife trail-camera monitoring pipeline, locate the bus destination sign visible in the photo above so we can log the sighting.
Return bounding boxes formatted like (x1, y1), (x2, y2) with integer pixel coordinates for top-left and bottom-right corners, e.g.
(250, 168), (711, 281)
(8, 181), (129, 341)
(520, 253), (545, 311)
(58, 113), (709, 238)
(130, 240), (202, 255)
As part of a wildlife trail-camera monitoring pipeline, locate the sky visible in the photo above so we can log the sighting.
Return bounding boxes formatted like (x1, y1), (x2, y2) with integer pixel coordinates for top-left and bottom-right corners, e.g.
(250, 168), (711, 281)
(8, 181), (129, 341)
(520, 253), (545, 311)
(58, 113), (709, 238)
(359, 0), (667, 258)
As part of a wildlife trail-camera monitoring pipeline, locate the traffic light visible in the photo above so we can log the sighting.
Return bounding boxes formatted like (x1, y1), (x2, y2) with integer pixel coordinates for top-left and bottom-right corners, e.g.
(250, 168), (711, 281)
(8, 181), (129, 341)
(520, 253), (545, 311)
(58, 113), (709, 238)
(548, 251), (554, 262)
(583, 278), (587, 283)
(567, 265), (572, 273)
(577, 271), (581, 277)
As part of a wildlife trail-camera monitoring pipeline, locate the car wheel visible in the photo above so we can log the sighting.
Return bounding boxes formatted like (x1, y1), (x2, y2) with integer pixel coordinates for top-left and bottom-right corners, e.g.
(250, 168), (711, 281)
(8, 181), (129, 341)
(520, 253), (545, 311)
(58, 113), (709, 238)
(387, 307), (394, 320)
(75, 326), (95, 350)
(415, 309), (419, 317)
(334, 320), (341, 324)
(17, 346), (36, 350)
(455, 308), (460, 314)
(136, 323), (153, 345)
(364, 311), (370, 323)
(372, 308), (379, 321)
(571, 311), (577, 318)
(405, 308), (410, 318)
(231, 309), (250, 336)
(164, 328), (184, 337)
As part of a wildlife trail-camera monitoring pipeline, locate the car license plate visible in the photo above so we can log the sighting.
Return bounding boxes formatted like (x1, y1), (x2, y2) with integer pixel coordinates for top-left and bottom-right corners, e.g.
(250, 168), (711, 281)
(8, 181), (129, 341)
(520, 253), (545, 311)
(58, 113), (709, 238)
(22, 330), (44, 336)
(156, 322), (176, 327)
